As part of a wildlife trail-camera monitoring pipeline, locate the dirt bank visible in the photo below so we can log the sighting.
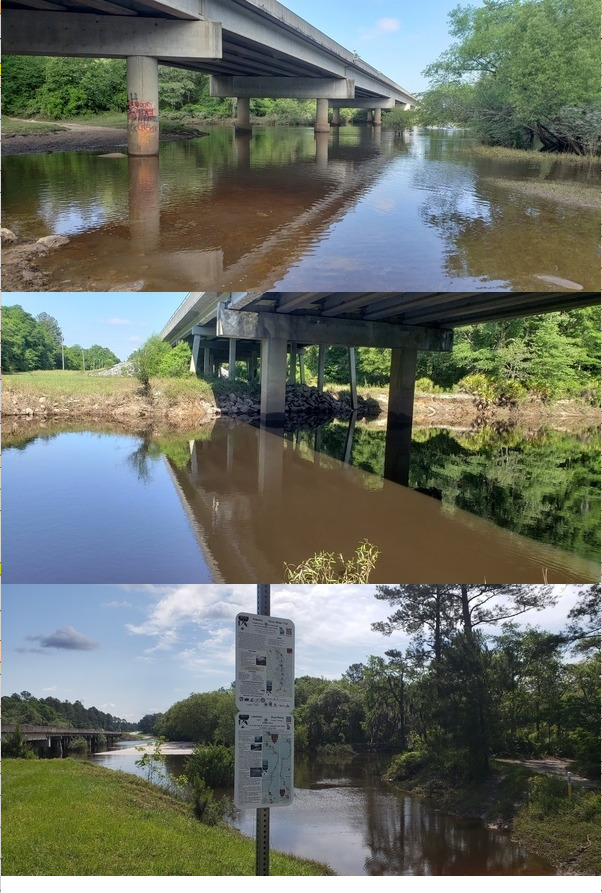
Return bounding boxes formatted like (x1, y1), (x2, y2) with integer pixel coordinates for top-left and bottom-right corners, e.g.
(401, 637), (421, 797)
(2, 379), (597, 431)
(1, 120), (205, 156)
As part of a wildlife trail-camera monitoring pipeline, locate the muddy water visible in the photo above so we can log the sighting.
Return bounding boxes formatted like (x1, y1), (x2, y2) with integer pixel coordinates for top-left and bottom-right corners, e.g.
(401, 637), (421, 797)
(2, 127), (598, 292)
(2, 419), (597, 584)
(91, 748), (556, 876)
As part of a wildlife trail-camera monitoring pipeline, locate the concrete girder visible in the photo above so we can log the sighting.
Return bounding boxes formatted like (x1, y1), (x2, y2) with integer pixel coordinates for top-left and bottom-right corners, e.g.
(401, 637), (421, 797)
(211, 75), (355, 99)
(216, 306), (453, 352)
(329, 97), (395, 109)
(3, 12), (222, 59)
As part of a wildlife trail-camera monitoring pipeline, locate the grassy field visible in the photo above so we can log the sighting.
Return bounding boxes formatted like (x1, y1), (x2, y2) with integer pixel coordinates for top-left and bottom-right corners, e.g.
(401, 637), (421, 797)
(2, 117), (68, 136)
(2, 370), (216, 402)
(3, 759), (334, 876)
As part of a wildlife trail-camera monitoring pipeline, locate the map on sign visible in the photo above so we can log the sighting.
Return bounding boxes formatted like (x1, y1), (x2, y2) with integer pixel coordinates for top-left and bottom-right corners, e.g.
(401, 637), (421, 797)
(235, 613), (294, 710)
(234, 711), (294, 808)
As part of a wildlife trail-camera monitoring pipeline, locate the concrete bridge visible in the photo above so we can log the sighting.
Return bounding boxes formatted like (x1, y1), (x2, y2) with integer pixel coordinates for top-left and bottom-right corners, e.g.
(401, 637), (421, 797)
(4, 0), (418, 155)
(160, 289), (597, 483)
(2, 723), (123, 757)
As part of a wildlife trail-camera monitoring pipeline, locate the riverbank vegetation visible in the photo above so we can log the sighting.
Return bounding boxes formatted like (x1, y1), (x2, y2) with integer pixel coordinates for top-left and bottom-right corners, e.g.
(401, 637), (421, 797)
(418, 0), (599, 155)
(2, 759), (333, 875)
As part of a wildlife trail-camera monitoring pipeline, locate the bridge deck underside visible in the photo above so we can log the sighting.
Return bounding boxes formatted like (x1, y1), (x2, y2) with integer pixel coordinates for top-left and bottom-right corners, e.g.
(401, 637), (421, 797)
(163, 290), (599, 345)
(3, 1), (414, 99)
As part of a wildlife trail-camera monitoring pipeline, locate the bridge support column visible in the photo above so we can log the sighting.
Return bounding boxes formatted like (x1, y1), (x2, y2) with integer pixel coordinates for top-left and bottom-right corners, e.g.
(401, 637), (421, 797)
(228, 339), (237, 379)
(314, 98), (330, 133)
(190, 334), (202, 374)
(373, 107), (382, 127)
(349, 347), (358, 410)
(236, 96), (252, 133)
(203, 346), (211, 376)
(288, 342), (297, 384)
(384, 347), (417, 487)
(331, 107), (340, 127)
(260, 338), (287, 427)
(317, 344), (327, 393)
(126, 56), (159, 156)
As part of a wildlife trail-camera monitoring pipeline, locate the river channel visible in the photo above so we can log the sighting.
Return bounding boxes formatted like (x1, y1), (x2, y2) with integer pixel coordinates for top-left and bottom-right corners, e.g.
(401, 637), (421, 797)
(3, 417), (598, 583)
(90, 742), (556, 876)
(2, 126), (598, 292)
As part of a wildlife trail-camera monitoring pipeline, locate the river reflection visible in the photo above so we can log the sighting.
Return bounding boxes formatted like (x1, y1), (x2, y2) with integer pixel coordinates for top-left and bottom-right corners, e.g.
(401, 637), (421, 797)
(2, 418), (597, 583)
(2, 127), (598, 292)
(91, 748), (555, 876)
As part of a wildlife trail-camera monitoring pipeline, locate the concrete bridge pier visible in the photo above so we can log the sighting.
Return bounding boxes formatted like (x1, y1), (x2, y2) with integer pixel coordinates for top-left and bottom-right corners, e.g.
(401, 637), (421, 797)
(315, 131), (329, 168)
(236, 97), (253, 133)
(260, 338), (287, 427)
(314, 98), (330, 133)
(126, 56), (159, 156)
(372, 107), (382, 127)
(384, 347), (418, 487)
(331, 107), (341, 127)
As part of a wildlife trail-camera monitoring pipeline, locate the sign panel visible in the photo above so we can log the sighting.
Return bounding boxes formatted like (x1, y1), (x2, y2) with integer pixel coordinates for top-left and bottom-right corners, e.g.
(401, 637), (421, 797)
(235, 613), (295, 711)
(234, 711), (294, 808)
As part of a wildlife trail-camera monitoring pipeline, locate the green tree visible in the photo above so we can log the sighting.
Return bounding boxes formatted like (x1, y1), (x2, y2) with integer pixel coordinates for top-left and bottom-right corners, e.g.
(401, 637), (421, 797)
(2, 725), (36, 759)
(1, 305), (56, 372)
(420, 0), (600, 153)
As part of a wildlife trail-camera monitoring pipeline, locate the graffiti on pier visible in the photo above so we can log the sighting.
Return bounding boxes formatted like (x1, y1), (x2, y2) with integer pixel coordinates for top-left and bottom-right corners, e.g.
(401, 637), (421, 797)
(127, 93), (158, 133)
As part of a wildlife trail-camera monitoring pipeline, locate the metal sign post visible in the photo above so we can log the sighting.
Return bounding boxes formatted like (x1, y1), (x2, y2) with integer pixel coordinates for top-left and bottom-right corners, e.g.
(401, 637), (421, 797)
(234, 586), (294, 878)
(256, 583), (270, 877)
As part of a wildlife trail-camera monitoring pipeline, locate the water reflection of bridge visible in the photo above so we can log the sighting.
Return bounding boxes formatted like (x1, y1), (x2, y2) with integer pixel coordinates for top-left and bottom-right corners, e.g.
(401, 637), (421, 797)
(163, 420), (597, 583)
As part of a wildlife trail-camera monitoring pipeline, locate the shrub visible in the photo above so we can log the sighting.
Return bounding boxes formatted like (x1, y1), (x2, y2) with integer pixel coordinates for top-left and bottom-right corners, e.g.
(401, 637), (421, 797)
(66, 736), (89, 755)
(284, 540), (379, 584)
(2, 725), (37, 759)
(185, 744), (234, 787)
(387, 750), (425, 781)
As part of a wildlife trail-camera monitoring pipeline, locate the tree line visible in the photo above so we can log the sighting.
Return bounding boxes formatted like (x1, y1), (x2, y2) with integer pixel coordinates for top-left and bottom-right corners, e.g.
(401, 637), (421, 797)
(419, 0), (599, 155)
(144, 585), (600, 783)
(1, 690), (137, 731)
(1, 304), (120, 373)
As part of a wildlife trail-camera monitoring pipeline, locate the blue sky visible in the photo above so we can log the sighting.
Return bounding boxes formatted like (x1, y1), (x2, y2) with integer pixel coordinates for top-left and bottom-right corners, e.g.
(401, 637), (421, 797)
(3, 292), (187, 362)
(282, 0), (476, 93)
(2, 584), (585, 722)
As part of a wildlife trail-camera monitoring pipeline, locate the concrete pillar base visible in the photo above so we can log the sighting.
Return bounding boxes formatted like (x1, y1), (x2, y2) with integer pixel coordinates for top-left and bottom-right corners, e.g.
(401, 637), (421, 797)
(373, 108), (382, 127)
(314, 98), (330, 132)
(126, 56), (159, 156)
(236, 96), (252, 133)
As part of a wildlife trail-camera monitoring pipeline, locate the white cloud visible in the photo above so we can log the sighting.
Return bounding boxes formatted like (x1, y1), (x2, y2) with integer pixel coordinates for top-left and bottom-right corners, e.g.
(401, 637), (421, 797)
(359, 17), (400, 41)
(129, 336), (141, 343)
(103, 317), (131, 326)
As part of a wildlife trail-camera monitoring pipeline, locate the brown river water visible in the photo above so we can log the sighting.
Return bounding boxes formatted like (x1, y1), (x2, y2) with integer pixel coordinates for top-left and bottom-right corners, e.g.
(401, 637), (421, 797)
(2, 126), (598, 292)
(2, 419), (597, 583)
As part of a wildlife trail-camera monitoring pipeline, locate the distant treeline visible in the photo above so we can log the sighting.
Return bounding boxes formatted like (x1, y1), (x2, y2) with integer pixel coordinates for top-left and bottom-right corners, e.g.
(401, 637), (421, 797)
(2, 691), (137, 731)
(1, 304), (120, 373)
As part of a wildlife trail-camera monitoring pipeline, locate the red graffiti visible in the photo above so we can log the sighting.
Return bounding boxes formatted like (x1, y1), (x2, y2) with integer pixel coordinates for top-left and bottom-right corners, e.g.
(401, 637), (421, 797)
(127, 99), (158, 132)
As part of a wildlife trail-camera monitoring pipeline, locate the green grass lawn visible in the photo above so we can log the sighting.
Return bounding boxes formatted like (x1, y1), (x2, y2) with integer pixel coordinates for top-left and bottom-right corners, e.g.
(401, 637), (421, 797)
(3, 760), (334, 876)
(2, 117), (68, 136)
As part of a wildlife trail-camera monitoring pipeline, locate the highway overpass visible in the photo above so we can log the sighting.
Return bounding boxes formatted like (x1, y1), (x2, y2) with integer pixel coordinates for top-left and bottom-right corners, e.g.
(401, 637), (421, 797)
(4, 0), (418, 154)
(160, 289), (598, 482)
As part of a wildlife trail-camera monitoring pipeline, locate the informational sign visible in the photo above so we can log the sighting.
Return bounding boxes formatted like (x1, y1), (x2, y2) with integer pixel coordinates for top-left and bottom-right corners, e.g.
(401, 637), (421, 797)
(234, 612), (295, 809)
(235, 613), (295, 711)
(234, 711), (294, 809)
